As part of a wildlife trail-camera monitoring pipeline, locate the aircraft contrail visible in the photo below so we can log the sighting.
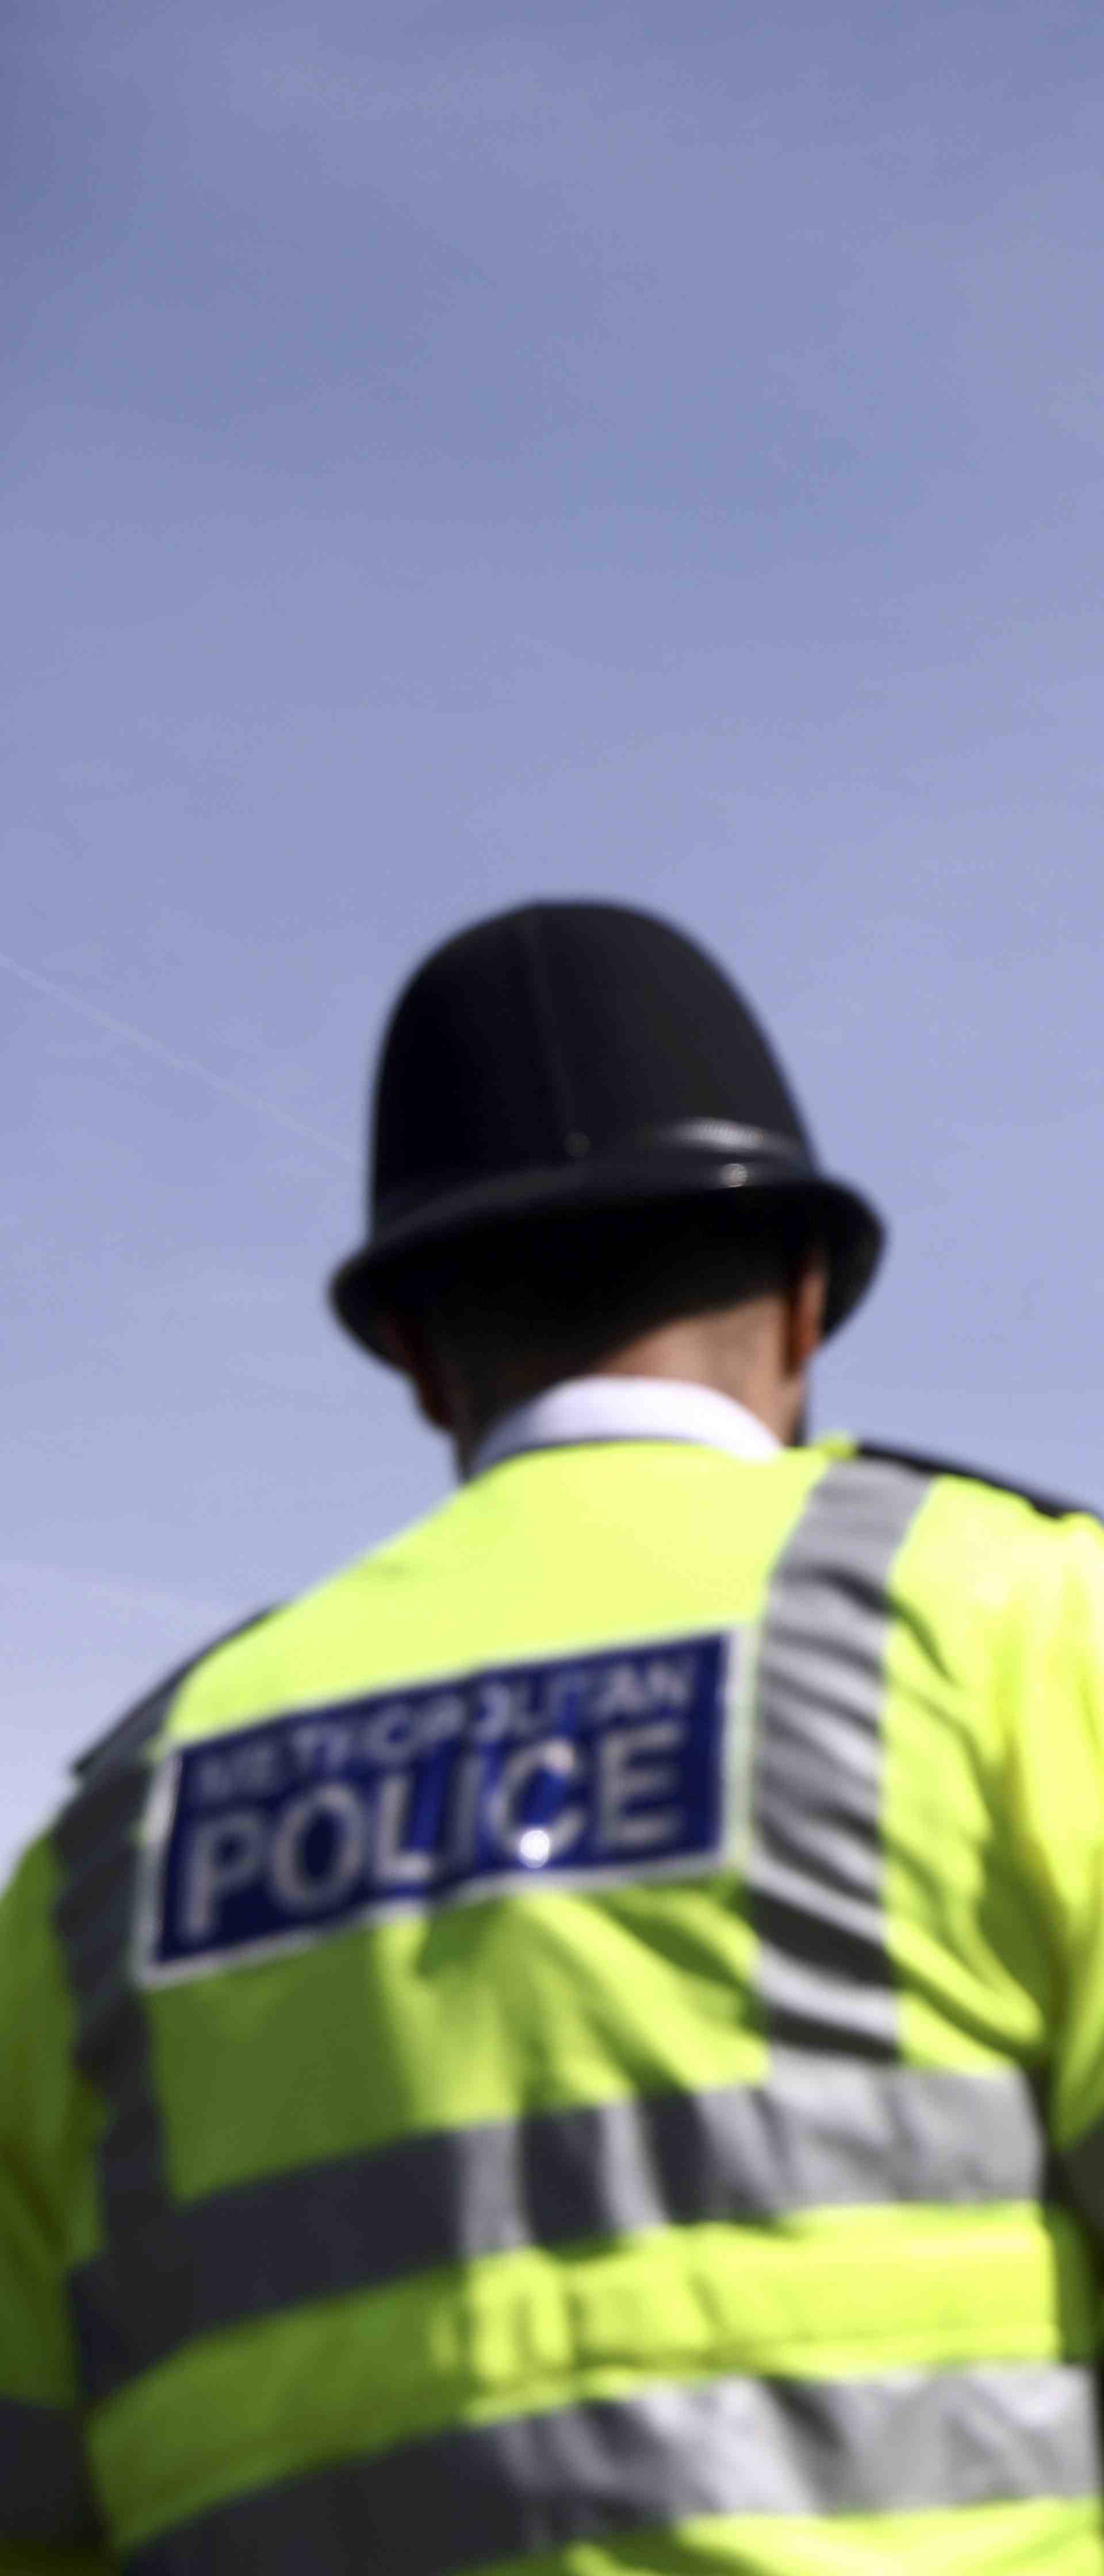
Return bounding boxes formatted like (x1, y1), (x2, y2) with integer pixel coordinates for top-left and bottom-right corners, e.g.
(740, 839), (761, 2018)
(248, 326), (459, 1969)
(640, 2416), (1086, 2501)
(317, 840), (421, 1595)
(0, 944), (356, 1167)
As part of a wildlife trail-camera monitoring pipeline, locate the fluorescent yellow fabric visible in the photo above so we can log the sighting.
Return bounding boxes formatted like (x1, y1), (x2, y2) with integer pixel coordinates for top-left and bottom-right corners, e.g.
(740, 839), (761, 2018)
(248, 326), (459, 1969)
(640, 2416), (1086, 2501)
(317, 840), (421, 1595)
(0, 1844), (112, 2571)
(4, 1438), (1104, 2570)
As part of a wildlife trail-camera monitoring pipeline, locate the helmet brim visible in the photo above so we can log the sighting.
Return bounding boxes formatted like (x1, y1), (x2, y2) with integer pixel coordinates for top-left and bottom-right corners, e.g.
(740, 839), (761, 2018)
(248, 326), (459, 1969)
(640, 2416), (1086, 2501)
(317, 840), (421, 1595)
(329, 1155), (885, 1363)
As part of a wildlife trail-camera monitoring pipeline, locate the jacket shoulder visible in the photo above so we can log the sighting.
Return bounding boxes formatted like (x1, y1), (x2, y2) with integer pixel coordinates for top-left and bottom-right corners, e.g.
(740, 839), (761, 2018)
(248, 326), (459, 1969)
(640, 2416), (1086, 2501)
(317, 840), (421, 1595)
(856, 1440), (1102, 1527)
(71, 1608), (277, 1785)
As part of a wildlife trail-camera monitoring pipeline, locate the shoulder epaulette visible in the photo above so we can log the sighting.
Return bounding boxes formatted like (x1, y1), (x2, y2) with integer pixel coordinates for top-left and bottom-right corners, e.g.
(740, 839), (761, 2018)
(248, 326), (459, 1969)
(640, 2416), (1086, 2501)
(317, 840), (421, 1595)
(71, 1607), (277, 1784)
(857, 1441), (1100, 1525)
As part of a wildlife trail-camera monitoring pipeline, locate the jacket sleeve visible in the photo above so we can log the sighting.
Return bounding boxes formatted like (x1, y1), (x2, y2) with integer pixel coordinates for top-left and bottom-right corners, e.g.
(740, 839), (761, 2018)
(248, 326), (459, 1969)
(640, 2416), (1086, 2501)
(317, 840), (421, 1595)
(1002, 1510), (1104, 2245)
(0, 1838), (116, 2574)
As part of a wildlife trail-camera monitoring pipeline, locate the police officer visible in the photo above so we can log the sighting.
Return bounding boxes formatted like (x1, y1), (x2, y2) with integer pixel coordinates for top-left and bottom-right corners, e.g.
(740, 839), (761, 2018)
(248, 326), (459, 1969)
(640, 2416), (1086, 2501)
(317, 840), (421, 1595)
(3, 898), (1103, 2575)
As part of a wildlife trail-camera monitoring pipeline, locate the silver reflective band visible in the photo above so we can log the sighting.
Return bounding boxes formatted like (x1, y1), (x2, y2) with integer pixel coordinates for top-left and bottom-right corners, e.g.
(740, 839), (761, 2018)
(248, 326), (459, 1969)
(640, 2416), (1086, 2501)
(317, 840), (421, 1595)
(0, 2398), (102, 2547)
(751, 1458), (931, 2057)
(54, 1711), (174, 2248)
(68, 2056), (1046, 2404)
(124, 2363), (1101, 2576)
(52, 1619), (270, 2397)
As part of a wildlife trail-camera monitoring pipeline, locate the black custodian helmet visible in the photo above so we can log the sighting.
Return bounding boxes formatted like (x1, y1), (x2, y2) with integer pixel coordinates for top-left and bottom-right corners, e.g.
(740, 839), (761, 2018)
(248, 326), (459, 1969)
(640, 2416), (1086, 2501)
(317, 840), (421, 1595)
(329, 900), (885, 1359)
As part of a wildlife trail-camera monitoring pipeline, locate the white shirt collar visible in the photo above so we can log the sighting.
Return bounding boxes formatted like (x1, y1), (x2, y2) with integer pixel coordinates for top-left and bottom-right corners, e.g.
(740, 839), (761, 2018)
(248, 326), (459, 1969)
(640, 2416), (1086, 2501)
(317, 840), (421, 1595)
(467, 1375), (780, 1481)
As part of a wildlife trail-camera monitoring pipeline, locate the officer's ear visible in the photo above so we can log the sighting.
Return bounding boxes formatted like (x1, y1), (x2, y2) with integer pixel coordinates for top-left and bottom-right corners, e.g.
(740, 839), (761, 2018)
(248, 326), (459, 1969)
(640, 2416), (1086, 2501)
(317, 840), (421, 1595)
(785, 1256), (827, 1378)
(375, 1313), (455, 1433)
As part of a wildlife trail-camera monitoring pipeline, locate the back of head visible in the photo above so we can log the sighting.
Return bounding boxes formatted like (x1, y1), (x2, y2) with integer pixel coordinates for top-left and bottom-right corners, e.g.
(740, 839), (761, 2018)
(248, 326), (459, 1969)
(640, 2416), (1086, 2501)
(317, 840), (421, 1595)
(400, 1196), (822, 1419)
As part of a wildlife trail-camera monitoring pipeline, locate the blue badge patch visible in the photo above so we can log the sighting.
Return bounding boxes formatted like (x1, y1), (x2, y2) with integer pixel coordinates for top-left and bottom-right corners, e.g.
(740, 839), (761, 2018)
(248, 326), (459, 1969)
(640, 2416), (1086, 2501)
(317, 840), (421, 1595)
(141, 1631), (737, 1981)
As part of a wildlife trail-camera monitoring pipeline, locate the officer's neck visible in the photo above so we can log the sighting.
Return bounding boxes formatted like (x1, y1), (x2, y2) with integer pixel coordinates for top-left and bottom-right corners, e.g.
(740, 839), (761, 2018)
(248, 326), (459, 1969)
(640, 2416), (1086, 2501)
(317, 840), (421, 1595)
(450, 1288), (821, 1479)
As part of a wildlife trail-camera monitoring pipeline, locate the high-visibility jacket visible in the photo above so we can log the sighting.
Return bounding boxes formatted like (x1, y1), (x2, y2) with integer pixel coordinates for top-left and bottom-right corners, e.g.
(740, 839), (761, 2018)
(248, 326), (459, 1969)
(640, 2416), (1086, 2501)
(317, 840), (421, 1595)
(5, 1425), (1104, 2575)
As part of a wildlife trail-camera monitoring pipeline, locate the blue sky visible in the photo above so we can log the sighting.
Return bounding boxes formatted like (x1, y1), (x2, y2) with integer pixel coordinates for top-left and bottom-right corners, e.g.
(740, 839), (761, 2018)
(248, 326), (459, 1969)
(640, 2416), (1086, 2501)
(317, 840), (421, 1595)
(6, 0), (1104, 1869)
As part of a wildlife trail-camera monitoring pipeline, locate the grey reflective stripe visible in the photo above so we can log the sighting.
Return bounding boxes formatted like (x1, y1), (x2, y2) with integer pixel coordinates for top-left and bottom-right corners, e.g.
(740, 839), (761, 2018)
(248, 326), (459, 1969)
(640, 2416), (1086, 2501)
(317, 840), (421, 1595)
(70, 2057), (1046, 2403)
(124, 2363), (1101, 2575)
(54, 1693), (176, 2248)
(0, 2397), (102, 2546)
(750, 1456), (932, 2057)
(52, 1617), (271, 2393)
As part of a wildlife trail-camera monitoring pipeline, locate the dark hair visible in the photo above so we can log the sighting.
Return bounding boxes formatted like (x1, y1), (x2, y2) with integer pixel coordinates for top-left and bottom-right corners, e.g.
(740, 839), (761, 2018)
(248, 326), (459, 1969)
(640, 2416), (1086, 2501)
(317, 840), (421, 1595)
(393, 1197), (818, 1389)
